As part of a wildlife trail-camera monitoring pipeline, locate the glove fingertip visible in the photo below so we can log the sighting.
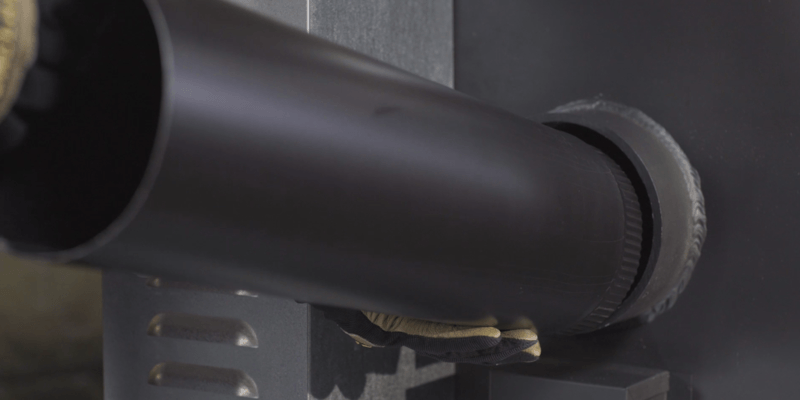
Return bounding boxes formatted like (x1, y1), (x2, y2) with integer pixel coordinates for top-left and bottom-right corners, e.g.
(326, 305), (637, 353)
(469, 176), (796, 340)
(465, 326), (502, 339)
(499, 329), (538, 342)
(526, 341), (542, 358)
(489, 342), (541, 365)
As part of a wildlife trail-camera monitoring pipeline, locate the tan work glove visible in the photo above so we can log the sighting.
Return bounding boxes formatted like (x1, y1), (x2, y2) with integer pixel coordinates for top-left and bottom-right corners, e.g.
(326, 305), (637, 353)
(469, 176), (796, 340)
(317, 306), (541, 365)
(0, 0), (37, 153)
(0, 0), (36, 119)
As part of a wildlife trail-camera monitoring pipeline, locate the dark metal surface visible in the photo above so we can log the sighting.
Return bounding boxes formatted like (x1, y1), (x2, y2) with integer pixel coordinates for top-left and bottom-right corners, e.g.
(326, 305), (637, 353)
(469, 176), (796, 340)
(455, 0), (800, 397)
(224, 0), (306, 30)
(103, 271), (309, 400)
(457, 361), (669, 400)
(309, 0), (454, 87)
(224, 0), (454, 87)
(103, 271), (456, 400)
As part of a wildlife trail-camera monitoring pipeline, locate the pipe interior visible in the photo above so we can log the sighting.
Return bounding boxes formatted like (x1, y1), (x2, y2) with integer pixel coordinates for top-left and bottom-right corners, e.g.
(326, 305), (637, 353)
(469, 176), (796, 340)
(0, 0), (162, 253)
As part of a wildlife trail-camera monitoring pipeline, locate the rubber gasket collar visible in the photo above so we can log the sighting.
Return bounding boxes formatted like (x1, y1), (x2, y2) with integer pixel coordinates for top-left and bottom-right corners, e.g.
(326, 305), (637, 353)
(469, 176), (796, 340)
(541, 99), (707, 328)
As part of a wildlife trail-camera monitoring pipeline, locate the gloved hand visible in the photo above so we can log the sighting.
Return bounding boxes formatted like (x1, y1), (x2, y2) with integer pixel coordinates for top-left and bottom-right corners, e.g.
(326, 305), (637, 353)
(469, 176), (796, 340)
(317, 306), (541, 365)
(0, 0), (37, 119)
(0, 0), (37, 152)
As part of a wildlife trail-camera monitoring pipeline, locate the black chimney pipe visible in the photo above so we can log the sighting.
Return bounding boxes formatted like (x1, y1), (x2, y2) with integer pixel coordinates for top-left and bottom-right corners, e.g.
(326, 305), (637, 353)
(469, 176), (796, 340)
(0, 0), (704, 334)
